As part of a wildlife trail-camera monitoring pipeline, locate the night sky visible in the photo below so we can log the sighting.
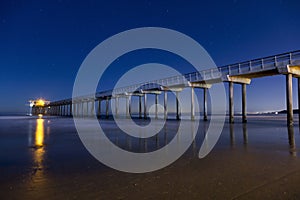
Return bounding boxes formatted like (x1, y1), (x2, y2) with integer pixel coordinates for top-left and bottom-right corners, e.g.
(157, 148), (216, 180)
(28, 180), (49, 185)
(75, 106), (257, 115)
(1, 0), (300, 114)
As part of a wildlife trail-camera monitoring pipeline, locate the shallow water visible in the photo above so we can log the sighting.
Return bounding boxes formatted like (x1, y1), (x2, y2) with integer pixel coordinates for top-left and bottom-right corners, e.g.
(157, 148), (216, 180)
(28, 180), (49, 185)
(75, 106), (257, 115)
(0, 115), (300, 199)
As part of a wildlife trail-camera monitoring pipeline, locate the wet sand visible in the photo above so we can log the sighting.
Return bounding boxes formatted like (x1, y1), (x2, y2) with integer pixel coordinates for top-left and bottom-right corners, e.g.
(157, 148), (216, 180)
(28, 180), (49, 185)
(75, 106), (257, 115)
(0, 115), (300, 199)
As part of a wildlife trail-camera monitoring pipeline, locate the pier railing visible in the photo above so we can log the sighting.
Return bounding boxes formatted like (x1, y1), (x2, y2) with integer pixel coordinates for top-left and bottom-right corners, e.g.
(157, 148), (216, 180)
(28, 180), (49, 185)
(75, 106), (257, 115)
(107, 50), (300, 97)
(52, 50), (300, 103)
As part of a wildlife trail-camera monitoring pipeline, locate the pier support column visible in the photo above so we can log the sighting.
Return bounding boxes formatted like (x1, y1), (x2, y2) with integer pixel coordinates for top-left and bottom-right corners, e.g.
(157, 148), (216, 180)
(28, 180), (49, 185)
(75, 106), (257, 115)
(126, 96), (129, 118)
(98, 99), (101, 118)
(82, 102), (87, 117)
(155, 94), (158, 119)
(77, 103), (80, 117)
(72, 104), (75, 116)
(78, 103), (80, 117)
(164, 91), (168, 119)
(65, 105), (67, 116)
(81, 102), (84, 117)
(191, 87), (195, 121)
(60, 105), (63, 116)
(115, 97), (119, 118)
(76, 103), (79, 116)
(71, 103), (73, 116)
(242, 83), (247, 123)
(106, 98), (109, 119)
(128, 96), (131, 117)
(286, 74), (293, 126)
(59, 105), (61, 116)
(139, 96), (142, 119)
(229, 82), (234, 123)
(203, 88), (208, 121)
(90, 100), (94, 117)
(176, 91), (180, 120)
(70, 103), (72, 116)
(85, 102), (89, 117)
(144, 94), (147, 119)
(61, 105), (64, 116)
(58, 105), (61, 116)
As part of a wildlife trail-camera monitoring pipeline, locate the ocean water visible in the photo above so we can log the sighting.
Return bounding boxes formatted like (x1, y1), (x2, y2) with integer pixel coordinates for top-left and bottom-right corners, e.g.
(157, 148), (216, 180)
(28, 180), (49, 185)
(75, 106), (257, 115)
(0, 115), (300, 199)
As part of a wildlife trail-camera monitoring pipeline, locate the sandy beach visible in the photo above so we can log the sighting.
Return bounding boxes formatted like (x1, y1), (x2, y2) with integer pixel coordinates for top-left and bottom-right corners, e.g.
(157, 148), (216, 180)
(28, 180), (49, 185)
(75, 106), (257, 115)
(0, 115), (300, 199)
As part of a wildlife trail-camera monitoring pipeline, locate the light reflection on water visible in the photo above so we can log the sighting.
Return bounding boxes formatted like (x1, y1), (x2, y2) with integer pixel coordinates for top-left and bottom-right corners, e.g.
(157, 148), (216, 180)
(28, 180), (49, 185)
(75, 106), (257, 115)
(28, 117), (47, 188)
(35, 118), (44, 148)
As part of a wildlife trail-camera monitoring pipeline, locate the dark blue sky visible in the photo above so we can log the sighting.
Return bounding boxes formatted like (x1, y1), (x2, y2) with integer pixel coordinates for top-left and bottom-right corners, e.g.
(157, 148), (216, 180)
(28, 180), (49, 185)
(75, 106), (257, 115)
(1, 0), (300, 114)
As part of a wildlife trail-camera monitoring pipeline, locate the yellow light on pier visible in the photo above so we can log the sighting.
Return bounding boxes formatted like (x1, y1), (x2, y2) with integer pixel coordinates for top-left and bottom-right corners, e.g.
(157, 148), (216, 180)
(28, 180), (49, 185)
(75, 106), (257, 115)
(36, 99), (45, 107)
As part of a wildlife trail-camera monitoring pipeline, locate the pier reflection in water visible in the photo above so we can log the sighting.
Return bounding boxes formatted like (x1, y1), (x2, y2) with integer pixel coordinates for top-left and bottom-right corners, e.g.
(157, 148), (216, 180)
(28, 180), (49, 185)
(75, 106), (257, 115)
(230, 124), (235, 146)
(24, 117), (299, 175)
(94, 119), (199, 154)
(229, 123), (248, 147)
(288, 125), (296, 157)
(228, 122), (297, 157)
(95, 119), (299, 157)
(243, 124), (248, 145)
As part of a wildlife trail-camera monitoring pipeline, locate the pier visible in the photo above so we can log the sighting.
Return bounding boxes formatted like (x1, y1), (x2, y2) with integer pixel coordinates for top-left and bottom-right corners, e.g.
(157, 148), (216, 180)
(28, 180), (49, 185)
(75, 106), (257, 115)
(34, 50), (300, 126)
